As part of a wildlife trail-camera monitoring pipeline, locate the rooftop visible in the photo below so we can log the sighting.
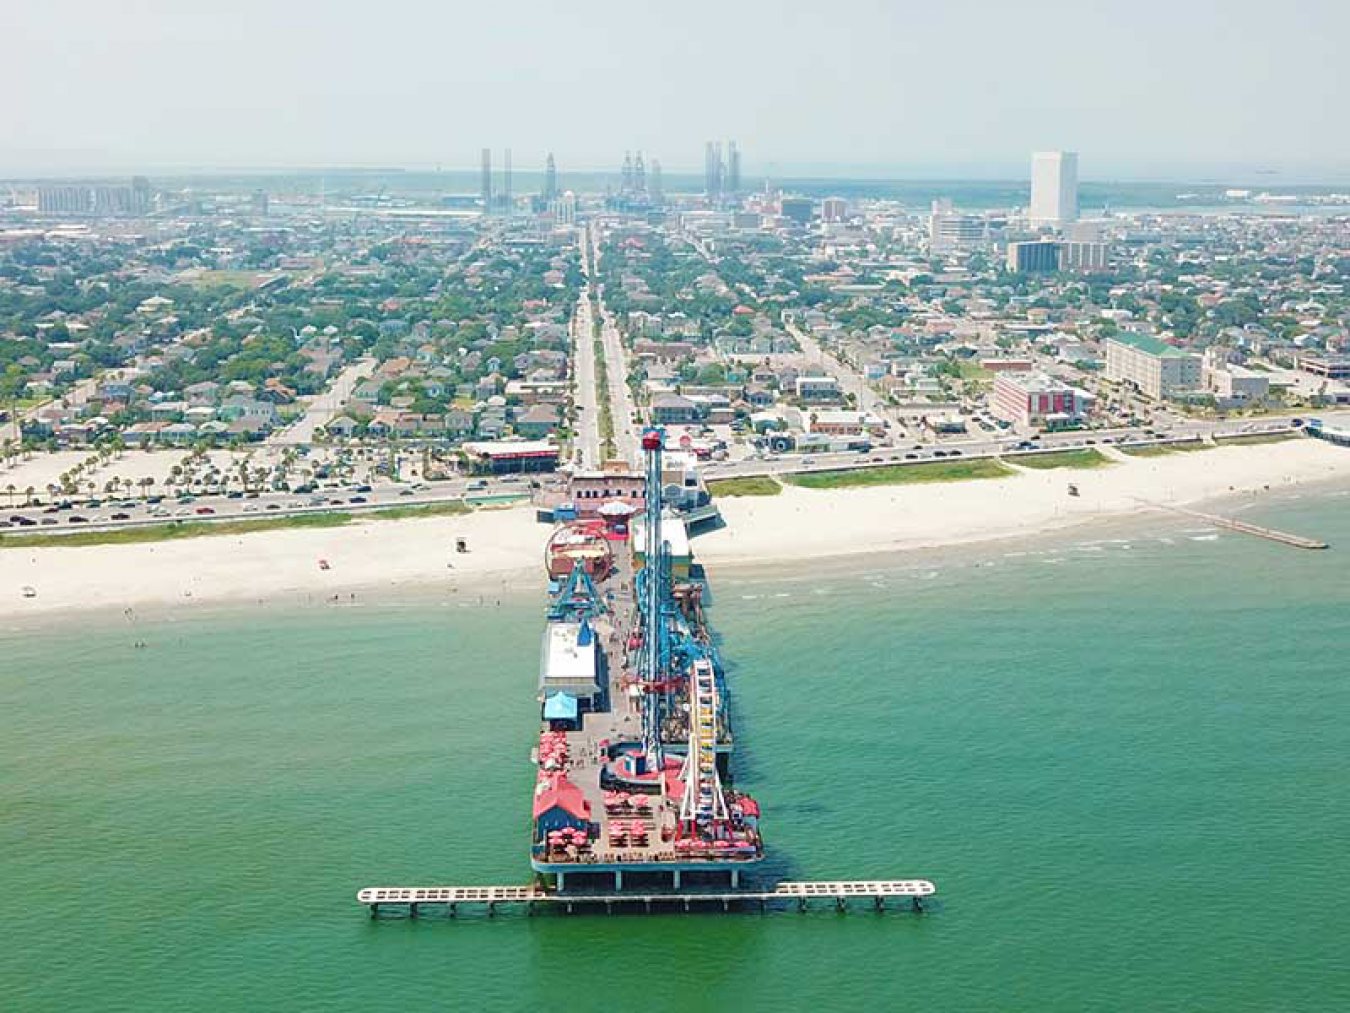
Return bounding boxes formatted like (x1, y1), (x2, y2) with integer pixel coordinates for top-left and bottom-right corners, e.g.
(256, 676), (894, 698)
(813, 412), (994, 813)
(1110, 332), (1190, 358)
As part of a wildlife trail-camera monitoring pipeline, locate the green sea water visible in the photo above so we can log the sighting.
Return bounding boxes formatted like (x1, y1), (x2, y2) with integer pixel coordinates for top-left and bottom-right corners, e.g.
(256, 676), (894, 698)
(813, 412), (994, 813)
(3, 487), (1350, 1012)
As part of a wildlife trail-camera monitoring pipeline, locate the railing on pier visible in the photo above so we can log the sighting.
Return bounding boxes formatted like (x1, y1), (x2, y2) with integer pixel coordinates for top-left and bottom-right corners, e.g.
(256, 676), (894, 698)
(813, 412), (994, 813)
(356, 879), (937, 918)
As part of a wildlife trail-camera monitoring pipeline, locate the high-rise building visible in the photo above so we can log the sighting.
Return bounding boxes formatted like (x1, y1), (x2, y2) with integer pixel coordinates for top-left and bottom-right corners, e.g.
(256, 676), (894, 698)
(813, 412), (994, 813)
(726, 141), (741, 195)
(480, 148), (493, 215)
(554, 190), (577, 226)
(1060, 241), (1109, 272)
(929, 198), (992, 253)
(1005, 240), (1062, 273)
(633, 152), (646, 195)
(130, 176), (152, 214)
(543, 152), (558, 202)
(650, 160), (664, 205)
(821, 196), (847, 223)
(503, 148), (512, 216)
(705, 141), (723, 200)
(1105, 333), (1202, 399)
(779, 196), (814, 225)
(37, 179), (152, 216)
(250, 188), (269, 217)
(621, 152), (634, 194)
(1029, 151), (1078, 226)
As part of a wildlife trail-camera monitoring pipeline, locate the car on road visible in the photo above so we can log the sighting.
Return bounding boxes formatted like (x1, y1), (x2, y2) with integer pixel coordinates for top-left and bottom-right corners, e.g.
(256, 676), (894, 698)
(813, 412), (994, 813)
(195, 506), (216, 515)
(68, 515), (88, 523)
(41, 517), (58, 525)
(355, 484), (372, 493)
(111, 512), (131, 521)
(398, 488), (415, 496)
(243, 504), (260, 513)
(13, 516), (37, 527)
(349, 496), (367, 503)
(904, 453), (918, 460)
(266, 503), (281, 511)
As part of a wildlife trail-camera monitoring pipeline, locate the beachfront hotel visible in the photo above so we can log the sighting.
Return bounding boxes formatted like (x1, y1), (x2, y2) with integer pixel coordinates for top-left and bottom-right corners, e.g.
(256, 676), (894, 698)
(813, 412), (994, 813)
(1105, 333), (1201, 399)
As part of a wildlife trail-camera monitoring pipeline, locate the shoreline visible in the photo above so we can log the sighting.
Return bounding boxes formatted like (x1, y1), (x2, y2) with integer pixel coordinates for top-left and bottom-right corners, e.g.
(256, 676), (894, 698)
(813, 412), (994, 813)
(2, 440), (1347, 619)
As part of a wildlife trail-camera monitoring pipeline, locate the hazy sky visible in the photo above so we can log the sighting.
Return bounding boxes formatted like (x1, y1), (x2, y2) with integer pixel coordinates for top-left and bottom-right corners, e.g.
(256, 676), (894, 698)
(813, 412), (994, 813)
(5, 0), (1347, 180)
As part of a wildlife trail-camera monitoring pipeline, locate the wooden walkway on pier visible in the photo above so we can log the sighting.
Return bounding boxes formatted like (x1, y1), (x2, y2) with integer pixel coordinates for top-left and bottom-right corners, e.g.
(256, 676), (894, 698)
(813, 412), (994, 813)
(1142, 501), (1329, 550)
(357, 879), (937, 917)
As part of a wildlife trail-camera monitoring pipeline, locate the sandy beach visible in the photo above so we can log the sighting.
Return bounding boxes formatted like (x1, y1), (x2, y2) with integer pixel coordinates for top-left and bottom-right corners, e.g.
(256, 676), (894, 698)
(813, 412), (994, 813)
(3, 440), (1347, 616)
(0, 504), (550, 617)
(696, 440), (1350, 565)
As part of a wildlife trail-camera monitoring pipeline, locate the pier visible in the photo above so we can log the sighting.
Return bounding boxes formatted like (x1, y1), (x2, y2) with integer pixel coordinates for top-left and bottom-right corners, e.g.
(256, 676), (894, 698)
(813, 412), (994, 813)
(1147, 502), (1329, 550)
(358, 879), (937, 917)
(360, 428), (936, 921)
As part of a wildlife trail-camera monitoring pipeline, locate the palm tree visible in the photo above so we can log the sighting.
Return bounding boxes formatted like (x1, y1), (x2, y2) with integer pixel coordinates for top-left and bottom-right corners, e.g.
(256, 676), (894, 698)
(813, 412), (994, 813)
(4, 483), (14, 507)
(139, 477), (154, 500)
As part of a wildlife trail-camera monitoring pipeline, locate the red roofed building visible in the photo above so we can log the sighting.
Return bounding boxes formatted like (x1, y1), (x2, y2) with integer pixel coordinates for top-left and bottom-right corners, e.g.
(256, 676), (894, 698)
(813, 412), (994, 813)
(533, 774), (593, 836)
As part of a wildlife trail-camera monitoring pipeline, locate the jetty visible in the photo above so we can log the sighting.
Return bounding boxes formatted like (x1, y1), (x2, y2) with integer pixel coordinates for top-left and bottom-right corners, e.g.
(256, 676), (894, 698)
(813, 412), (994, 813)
(1148, 502), (1328, 550)
(357, 879), (937, 917)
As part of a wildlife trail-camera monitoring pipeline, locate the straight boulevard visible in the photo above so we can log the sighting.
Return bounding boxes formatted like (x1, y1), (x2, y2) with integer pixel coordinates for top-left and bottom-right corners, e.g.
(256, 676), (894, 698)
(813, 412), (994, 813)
(571, 280), (603, 469)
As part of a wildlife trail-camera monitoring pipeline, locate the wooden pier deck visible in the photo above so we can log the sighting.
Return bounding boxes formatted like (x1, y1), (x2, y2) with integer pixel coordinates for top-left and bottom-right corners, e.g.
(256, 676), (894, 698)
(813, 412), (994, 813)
(357, 879), (937, 917)
(1143, 502), (1329, 550)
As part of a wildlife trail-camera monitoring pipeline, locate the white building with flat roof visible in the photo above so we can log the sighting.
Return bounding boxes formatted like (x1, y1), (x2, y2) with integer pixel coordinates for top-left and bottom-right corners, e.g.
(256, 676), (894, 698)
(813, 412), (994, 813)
(1029, 151), (1078, 227)
(540, 621), (599, 704)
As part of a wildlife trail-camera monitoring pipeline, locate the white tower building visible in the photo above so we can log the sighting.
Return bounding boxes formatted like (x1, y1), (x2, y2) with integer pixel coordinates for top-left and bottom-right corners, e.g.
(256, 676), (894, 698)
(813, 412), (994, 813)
(1029, 151), (1079, 227)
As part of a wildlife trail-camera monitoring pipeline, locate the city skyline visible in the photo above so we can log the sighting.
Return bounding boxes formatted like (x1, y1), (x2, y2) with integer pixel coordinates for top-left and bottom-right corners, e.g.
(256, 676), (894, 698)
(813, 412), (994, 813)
(3, 0), (1347, 179)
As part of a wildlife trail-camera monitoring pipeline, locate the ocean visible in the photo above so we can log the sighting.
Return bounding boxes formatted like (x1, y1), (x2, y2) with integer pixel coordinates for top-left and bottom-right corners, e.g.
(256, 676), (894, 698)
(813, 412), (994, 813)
(3, 487), (1349, 1012)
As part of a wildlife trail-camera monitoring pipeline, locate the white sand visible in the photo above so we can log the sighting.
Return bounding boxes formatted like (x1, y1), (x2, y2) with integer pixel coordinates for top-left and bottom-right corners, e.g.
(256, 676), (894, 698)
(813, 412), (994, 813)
(1, 505), (548, 616)
(3, 440), (1347, 617)
(697, 440), (1350, 565)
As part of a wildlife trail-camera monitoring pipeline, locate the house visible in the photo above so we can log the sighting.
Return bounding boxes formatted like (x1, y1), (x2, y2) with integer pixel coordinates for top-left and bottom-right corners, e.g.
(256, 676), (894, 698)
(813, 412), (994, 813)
(650, 392), (702, 425)
(444, 408), (475, 437)
(184, 380), (220, 405)
(515, 403), (560, 438)
(795, 375), (843, 402)
(218, 397), (278, 426)
(325, 415), (359, 438)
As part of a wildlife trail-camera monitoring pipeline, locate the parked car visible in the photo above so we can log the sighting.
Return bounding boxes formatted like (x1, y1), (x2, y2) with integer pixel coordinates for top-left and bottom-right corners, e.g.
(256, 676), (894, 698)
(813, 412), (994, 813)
(194, 506), (215, 515)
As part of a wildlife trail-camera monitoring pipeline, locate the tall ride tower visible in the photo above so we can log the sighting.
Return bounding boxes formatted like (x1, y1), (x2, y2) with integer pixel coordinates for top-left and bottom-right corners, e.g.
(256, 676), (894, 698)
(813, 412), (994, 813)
(639, 428), (667, 770)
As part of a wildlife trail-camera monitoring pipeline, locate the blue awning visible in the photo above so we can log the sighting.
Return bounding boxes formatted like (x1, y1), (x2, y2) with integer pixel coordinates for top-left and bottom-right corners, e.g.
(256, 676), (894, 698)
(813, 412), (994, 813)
(543, 692), (579, 721)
